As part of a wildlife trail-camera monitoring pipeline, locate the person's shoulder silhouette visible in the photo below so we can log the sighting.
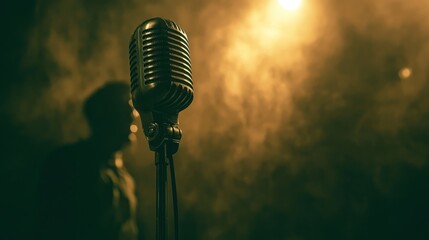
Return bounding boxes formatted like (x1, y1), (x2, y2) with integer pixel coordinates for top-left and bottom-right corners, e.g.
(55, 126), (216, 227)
(39, 81), (138, 240)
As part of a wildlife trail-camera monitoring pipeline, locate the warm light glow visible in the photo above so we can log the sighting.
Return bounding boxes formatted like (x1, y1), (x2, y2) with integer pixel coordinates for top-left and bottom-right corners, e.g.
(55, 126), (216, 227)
(278, 0), (302, 11)
(115, 158), (123, 168)
(114, 152), (124, 168)
(130, 124), (138, 133)
(128, 133), (137, 142)
(399, 67), (412, 79)
(132, 109), (140, 118)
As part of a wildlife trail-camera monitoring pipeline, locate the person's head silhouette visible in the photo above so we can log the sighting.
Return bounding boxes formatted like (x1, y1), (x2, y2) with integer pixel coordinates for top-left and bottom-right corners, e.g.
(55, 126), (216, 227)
(39, 81), (139, 240)
(83, 81), (132, 153)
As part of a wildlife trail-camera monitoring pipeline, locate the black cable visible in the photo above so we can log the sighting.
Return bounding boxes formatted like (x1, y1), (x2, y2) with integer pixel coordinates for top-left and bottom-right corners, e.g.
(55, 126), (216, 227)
(168, 153), (179, 240)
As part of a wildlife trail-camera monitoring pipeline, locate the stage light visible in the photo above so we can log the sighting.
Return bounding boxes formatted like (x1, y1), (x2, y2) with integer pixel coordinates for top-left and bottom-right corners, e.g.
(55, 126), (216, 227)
(278, 0), (302, 11)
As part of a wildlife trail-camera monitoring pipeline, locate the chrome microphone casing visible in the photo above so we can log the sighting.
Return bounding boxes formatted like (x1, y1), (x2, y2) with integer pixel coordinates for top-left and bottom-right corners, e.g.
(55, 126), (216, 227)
(129, 17), (193, 153)
(129, 17), (193, 114)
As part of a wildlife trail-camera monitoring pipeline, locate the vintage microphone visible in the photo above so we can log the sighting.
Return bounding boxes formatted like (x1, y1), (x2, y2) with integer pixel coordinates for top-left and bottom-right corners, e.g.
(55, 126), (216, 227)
(129, 17), (193, 240)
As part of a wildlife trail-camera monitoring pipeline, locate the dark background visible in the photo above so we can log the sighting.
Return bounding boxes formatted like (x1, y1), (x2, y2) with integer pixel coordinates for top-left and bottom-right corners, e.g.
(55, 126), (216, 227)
(2, 0), (429, 239)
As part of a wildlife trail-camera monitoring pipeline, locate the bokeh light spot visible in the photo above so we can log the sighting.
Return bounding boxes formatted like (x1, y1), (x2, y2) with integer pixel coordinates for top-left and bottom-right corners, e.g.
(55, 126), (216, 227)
(278, 0), (302, 11)
(132, 109), (140, 118)
(128, 133), (137, 142)
(114, 152), (124, 168)
(130, 124), (138, 133)
(399, 67), (412, 79)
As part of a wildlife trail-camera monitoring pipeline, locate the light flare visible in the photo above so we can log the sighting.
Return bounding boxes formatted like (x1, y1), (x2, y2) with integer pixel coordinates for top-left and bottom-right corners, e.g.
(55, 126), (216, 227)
(278, 0), (302, 11)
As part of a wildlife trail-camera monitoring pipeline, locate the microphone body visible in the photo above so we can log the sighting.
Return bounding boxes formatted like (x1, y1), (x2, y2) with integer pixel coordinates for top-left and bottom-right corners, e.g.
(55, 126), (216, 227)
(129, 17), (193, 153)
(129, 17), (193, 114)
(128, 18), (192, 240)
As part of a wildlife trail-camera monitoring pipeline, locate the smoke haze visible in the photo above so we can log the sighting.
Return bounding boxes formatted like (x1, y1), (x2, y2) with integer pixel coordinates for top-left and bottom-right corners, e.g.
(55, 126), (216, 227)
(3, 0), (429, 239)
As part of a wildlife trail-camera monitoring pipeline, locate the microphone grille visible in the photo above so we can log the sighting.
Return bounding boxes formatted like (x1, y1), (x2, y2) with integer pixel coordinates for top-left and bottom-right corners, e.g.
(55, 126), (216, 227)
(129, 38), (140, 93)
(129, 18), (193, 113)
(141, 21), (193, 88)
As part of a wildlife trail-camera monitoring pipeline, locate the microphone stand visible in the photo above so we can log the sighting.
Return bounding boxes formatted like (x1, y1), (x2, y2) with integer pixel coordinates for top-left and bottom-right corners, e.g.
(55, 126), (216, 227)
(141, 112), (182, 240)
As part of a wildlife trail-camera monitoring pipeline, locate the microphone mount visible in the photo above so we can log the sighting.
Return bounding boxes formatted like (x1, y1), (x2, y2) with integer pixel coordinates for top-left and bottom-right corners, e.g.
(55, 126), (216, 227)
(140, 111), (182, 154)
(139, 111), (182, 240)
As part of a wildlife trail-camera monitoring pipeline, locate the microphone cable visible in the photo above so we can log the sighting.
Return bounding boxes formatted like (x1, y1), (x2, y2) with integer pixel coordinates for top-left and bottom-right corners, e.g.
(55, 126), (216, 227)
(170, 155), (179, 240)
(166, 146), (179, 240)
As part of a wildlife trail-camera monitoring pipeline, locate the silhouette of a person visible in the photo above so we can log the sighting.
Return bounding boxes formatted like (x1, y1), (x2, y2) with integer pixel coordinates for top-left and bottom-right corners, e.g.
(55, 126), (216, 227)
(39, 81), (138, 240)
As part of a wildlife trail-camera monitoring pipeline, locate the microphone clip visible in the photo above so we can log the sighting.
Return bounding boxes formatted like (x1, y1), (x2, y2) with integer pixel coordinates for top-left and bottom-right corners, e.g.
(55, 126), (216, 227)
(140, 111), (182, 155)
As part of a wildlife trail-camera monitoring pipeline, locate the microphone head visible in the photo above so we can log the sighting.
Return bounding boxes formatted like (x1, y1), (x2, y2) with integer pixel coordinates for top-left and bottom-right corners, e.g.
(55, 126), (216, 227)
(129, 17), (193, 114)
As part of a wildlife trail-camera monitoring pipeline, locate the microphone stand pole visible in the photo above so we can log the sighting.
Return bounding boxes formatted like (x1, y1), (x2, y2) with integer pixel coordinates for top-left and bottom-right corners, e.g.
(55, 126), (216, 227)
(141, 112), (182, 240)
(155, 144), (168, 240)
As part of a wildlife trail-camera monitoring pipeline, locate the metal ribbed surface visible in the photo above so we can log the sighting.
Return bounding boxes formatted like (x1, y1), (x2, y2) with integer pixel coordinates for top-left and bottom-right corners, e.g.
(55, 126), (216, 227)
(129, 38), (139, 92)
(129, 18), (193, 113)
(141, 29), (193, 88)
(141, 20), (193, 112)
